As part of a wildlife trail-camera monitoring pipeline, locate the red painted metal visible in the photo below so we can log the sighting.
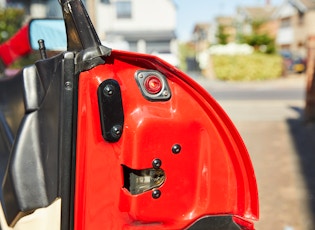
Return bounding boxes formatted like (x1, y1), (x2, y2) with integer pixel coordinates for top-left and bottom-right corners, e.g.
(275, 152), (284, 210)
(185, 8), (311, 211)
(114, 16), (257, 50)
(0, 24), (31, 66)
(74, 50), (259, 229)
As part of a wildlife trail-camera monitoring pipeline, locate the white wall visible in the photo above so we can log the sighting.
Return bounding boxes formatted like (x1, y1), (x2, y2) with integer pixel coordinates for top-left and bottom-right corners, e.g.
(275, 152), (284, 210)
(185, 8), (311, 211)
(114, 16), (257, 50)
(276, 27), (294, 44)
(96, 0), (176, 37)
(305, 11), (315, 35)
(30, 4), (47, 18)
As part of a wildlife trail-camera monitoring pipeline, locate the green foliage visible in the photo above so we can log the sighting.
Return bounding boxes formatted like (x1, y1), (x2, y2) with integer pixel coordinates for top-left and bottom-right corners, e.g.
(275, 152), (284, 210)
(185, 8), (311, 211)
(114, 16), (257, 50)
(238, 19), (276, 54)
(216, 25), (230, 45)
(0, 8), (25, 43)
(240, 33), (276, 54)
(212, 53), (282, 81)
(251, 20), (265, 33)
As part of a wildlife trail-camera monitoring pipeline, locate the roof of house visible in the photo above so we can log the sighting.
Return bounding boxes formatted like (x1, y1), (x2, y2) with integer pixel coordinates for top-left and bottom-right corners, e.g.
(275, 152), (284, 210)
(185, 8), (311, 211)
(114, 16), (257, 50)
(299, 0), (315, 9)
(289, 0), (315, 12)
(193, 23), (211, 33)
(238, 6), (277, 21)
(215, 16), (235, 26)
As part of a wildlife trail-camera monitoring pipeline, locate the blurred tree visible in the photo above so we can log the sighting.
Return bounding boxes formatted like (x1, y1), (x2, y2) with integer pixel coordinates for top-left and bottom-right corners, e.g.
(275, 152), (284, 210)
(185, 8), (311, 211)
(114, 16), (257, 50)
(0, 8), (25, 43)
(251, 19), (265, 33)
(240, 33), (276, 54)
(216, 25), (230, 45)
(238, 19), (276, 54)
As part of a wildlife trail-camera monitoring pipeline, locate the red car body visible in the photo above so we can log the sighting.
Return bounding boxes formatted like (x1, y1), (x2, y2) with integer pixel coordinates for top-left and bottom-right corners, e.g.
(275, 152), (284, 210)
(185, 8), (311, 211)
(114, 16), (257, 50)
(0, 0), (258, 229)
(74, 50), (258, 229)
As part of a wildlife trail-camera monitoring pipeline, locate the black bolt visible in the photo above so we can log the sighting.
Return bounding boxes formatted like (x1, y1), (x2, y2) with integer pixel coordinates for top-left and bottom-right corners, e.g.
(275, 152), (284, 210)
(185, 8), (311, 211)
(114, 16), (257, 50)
(152, 190), (161, 199)
(103, 84), (115, 96)
(172, 144), (182, 154)
(110, 125), (122, 139)
(152, 158), (162, 169)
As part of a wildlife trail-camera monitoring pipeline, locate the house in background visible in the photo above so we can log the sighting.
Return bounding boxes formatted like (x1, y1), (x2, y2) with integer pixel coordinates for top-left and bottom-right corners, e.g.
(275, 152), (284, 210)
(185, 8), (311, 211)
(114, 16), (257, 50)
(94, 0), (177, 56)
(2, 0), (178, 65)
(275, 0), (315, 121)
(4, 0), (63, 17)
(192, 23), (211, 52)
(236, 5), (278, 40)
(275, 0), (315, 58)
(214, 16), (237, 44)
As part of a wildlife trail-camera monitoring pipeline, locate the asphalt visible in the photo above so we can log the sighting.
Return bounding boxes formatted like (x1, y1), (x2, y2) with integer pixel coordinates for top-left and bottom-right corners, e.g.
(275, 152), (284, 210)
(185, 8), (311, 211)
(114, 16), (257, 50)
(195, 74), (315, 230)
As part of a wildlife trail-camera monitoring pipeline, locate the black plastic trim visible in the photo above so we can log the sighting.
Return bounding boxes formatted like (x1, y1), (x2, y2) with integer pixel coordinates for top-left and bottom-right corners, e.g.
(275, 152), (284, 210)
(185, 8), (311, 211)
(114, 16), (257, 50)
(1, 53), (64, 225)
(187, 215), (241, 230)
(98, 79), (124, 142)
(22, 66), (45, 112)
(59, 52), (76, 230)
(60, 0), (111, 73)
(0, 52), (77, 228)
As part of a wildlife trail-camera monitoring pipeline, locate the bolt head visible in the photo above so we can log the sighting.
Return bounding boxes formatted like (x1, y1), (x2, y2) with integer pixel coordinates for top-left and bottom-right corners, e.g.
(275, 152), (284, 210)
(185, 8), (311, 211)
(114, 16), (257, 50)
(65, 81), (72, 90)
(103, 84), (115, 96)
(172, 144), (181, 154)
(110, 125), (122, 139)
(152, 190), (161, 199)
(152, 158), (162, 169)
(162, 90), (169, 97)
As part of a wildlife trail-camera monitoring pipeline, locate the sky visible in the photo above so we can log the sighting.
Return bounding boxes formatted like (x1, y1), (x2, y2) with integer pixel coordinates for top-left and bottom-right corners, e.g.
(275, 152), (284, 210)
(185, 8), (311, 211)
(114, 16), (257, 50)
(173, 0), (284, 41)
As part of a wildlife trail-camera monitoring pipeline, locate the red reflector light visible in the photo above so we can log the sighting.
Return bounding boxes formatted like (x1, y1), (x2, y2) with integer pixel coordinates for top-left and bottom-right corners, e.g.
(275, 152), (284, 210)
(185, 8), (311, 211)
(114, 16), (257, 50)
(144, 75), (163, 94)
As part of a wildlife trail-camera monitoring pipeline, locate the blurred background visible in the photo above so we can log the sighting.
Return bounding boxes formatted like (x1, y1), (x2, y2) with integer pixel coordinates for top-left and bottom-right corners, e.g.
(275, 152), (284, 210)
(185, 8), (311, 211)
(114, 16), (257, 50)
(1, 0), (315, 229)
(0, 0), (310, 80)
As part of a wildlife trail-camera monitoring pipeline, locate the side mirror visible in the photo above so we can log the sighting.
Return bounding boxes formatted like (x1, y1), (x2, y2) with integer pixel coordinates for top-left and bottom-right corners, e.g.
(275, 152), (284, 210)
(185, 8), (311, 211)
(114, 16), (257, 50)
(29, 19), (67, 51)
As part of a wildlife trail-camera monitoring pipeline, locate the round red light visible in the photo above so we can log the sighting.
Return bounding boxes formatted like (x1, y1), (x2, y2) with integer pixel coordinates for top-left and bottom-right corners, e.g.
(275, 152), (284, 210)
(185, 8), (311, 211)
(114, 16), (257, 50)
(144, 75), (163, 94)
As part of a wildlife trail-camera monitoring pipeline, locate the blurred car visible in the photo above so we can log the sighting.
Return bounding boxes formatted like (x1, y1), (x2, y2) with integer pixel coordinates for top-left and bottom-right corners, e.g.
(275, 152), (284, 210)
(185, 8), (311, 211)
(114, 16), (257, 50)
(280, 50), (306, 74)
(292, 57), (306, 73)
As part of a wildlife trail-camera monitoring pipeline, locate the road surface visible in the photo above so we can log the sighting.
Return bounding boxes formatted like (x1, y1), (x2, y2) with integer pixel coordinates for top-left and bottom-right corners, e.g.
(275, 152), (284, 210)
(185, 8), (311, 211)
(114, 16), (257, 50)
(196, 74), (315, 230)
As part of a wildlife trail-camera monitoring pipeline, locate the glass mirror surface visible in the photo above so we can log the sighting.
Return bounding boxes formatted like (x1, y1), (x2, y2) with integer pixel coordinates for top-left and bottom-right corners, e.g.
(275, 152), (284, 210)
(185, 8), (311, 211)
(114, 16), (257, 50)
(29, 19), (67, 51)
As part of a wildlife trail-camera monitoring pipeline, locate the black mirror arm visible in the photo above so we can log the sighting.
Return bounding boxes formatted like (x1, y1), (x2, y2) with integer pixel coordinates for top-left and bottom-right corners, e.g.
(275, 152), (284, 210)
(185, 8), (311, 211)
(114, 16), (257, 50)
(59, 0), (111, 72)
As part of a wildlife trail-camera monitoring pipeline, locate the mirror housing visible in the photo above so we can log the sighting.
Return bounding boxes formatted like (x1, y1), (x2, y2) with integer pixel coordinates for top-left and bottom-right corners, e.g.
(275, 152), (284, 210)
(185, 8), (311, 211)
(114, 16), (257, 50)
(29, 19), (67, 51)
